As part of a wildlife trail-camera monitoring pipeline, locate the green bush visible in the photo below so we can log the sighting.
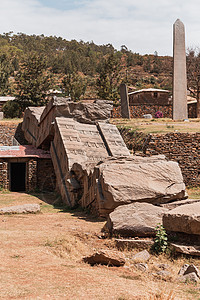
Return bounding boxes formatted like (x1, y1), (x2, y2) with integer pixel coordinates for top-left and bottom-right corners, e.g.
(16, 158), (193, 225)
(2, 100), (21, 118)
(152, 224), (168, 254)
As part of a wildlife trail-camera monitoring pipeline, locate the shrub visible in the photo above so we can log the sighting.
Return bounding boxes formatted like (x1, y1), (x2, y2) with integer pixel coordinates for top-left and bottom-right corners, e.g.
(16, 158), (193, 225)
(155, 111), (163, 118)
(152, 224), (168, 254)
(2, 100), (21, 118)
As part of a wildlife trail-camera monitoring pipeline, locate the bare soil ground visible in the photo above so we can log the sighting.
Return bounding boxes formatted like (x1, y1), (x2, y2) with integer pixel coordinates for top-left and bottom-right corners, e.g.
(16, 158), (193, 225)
(0, 191), (199, 299)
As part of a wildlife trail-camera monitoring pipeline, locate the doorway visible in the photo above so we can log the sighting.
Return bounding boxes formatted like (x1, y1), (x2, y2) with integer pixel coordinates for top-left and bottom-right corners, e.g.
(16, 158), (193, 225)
(10, 162), (26, 192)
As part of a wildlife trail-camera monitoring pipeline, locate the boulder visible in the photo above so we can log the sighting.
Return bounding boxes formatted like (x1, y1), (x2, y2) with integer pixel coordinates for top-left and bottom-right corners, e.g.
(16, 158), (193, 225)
(163, 202), (200, 235)
(105, 202), (168, 237)
(83, 250), (125, 266)
(178, 264), (200, 283)
(96, 156), (187, 216)
(132, 250), (151, 263)
(0, 204), (40, 214)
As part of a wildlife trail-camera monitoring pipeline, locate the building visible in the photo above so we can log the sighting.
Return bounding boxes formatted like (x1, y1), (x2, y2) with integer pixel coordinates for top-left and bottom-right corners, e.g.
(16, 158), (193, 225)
(0, 96), (15, 111)
(128, 88), (171, 106)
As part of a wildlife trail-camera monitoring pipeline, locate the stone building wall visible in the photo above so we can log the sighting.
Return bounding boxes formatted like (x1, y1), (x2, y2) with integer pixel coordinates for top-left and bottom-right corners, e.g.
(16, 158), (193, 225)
(0, 160), (9, 189)
(129, 91), (170, 105)
(37, 159), (56, 191)
(112, 104), (196, 119)
(27, 159), (37, 191)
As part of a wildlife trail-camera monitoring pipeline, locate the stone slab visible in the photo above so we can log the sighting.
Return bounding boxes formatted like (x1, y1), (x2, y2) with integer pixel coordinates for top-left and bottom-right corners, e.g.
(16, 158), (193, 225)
(105, 202), (168, 237)
(163, 202), (200, 235)
(0, 204), (40, 214)
(97, 122), (130, 157)
(171, 243), (200, 256)
(120, 83), (130, 119)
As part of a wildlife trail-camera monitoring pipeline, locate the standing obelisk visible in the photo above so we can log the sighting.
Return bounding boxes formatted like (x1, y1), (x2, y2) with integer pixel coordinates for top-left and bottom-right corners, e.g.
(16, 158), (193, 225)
(172, 19), (188, 120)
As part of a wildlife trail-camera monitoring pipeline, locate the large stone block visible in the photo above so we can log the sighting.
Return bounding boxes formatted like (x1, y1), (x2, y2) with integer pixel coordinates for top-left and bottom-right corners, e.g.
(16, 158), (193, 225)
(163, 202), (200, 235)
(105, 202), (168, 237)
(95, 156), (186, 215)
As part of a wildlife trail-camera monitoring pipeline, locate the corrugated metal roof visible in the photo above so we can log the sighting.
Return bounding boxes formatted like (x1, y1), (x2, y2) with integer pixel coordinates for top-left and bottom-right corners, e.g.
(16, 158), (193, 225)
(128, 88), (170, 95)
(0, 97), (15, 102)
(0, 145), (51, 158)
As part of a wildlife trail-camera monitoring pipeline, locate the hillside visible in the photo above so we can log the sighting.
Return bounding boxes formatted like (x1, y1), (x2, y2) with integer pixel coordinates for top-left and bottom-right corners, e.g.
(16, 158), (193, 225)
(0, 32), (173, 99)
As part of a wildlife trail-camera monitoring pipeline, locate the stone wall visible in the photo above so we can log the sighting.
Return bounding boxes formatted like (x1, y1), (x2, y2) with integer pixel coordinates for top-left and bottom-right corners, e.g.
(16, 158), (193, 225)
(112, 105), (172, 118)
(37, 159), (56, 191)
(0, 161), (9, 189)
(119, 128), (200, 187)
(27, 159), (37, 191)
(146, 133), (200, 187)
(0, 122), (27, 146)
(112, 104), (196, 119)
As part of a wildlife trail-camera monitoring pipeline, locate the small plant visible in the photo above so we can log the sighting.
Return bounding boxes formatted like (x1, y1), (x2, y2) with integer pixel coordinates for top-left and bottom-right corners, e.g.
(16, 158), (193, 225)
(152, 224), (168, 254)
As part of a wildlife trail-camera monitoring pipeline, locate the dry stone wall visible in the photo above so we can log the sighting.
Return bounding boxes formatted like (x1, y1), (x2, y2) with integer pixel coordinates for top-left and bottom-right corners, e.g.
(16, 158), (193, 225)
(146, 133), (200, 187)
(112, 104), (196, 119)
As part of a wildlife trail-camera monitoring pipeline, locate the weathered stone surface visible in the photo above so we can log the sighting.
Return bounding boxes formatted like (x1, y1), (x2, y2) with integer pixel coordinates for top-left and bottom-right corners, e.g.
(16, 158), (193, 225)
(171, 243), (200, 256)
(163, 202), (200, 235)
(22, 106), (45, 147)
(115, 238), (154, 250)
(40, 97), (113, 125)
(96, 155), (186, 215)
(97, 122), (130, 157)
(156, 264), (170, 271)
(120, 83), (130, 119)
(160, 198), (200, 210)
(178, 265), (200, 283)
(0, 204), (40, 214)
(178, 264), (189, 276)
(184, 265), (200, 278)
(179, 272), (199, 283)
(0, 112), (3, 120)
(132, 250), (150, 262)
(134, 263), (148, 272)
(83, 250), (125, 266)
(105, 202), (168, 237)
(173, 19), (188, 120)
(156, 270), (172, 278)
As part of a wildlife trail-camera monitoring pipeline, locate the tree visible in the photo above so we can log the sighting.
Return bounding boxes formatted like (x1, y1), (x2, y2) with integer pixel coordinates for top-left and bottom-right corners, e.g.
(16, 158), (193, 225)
(15, 52), (52, 111)
(187, 48), (200, 118)
(96, 53), (121, 102)
(62, 72), (87, 101)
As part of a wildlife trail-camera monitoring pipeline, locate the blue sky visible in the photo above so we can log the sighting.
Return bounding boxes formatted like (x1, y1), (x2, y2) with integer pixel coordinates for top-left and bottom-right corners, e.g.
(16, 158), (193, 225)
(0, 0), (200, 56)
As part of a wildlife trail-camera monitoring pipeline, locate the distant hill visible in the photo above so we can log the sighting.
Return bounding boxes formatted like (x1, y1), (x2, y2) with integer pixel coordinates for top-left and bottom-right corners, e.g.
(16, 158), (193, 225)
(0, 32), (173, 98)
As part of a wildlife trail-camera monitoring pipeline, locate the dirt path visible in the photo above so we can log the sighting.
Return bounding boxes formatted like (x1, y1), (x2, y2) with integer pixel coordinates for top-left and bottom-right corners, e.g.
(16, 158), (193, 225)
(0, 192), (199, 299)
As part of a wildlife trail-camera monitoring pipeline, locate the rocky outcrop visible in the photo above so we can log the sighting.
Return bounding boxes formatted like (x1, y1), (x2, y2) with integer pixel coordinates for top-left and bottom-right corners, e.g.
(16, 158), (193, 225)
(105, 202), (168, 237)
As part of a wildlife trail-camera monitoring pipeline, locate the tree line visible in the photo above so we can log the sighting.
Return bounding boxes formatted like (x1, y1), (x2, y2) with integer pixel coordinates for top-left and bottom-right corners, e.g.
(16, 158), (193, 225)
(0, 32), (199, 117)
